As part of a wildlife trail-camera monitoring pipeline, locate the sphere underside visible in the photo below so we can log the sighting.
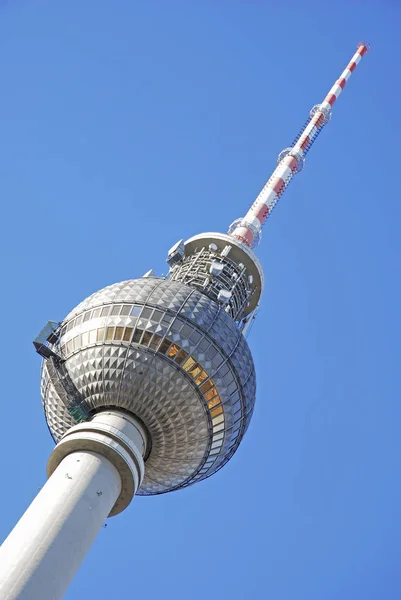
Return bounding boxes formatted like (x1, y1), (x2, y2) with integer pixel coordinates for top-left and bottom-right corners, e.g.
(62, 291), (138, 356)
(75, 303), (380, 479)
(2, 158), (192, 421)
(41, 278), (256, 495)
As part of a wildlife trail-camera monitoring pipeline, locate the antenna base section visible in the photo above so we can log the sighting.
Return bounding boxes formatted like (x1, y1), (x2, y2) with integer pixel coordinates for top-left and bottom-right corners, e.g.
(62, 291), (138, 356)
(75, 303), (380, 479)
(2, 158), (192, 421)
(168, 232), (264, 319)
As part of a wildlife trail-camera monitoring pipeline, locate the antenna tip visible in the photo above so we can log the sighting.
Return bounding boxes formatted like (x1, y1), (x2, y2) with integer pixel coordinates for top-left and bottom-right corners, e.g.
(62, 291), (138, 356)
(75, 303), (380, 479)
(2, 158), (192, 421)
(357, 41), (371, 55)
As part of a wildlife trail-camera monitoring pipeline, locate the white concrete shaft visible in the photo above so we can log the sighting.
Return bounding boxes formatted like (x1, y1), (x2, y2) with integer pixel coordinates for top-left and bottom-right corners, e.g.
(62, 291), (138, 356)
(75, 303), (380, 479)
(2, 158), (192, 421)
(0, 451), (120, 600)
(0, 410), (147, 600)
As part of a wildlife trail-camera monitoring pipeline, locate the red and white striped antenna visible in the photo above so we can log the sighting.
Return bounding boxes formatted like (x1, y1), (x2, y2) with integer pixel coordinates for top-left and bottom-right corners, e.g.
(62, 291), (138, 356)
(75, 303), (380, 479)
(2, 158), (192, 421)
(229, 41), (370, 248)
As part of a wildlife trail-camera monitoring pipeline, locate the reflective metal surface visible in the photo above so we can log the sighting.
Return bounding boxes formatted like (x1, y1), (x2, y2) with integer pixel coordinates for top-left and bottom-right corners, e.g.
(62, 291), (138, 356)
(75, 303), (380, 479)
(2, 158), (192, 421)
(41, 278), (256, 495)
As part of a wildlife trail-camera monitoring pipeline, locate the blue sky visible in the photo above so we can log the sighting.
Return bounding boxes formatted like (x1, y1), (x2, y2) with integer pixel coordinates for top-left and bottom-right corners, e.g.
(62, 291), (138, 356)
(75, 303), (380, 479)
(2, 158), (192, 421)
(0, 1), (400, 599)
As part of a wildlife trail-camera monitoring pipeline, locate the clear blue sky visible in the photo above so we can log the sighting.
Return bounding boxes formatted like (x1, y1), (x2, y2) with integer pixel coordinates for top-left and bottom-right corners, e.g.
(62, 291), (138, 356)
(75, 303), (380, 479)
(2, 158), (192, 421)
(0, 1), (400, 599)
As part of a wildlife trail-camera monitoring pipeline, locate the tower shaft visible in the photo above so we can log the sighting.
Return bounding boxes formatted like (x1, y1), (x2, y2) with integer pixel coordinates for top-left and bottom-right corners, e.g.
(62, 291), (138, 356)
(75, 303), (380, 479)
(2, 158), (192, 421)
(0, 411), (147, 600)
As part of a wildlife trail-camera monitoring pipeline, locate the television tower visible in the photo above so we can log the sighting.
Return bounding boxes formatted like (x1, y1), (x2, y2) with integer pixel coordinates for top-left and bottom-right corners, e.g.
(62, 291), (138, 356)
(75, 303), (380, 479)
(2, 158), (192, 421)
(0, 42), (369, 599)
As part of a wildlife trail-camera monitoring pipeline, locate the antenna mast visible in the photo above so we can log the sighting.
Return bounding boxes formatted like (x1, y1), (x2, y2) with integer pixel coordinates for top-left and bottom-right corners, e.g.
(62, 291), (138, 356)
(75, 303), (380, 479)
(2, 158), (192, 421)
(229, 41), (370, 248)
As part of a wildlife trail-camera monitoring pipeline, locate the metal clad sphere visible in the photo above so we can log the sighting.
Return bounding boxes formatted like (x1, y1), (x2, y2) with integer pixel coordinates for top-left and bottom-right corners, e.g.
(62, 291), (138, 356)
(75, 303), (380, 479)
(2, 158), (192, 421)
(41, 278), (256, 495)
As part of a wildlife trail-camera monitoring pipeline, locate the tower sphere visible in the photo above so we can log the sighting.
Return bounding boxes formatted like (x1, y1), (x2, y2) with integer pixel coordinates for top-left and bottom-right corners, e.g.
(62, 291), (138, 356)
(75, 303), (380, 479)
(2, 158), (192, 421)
(41, 277), (256, 495)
